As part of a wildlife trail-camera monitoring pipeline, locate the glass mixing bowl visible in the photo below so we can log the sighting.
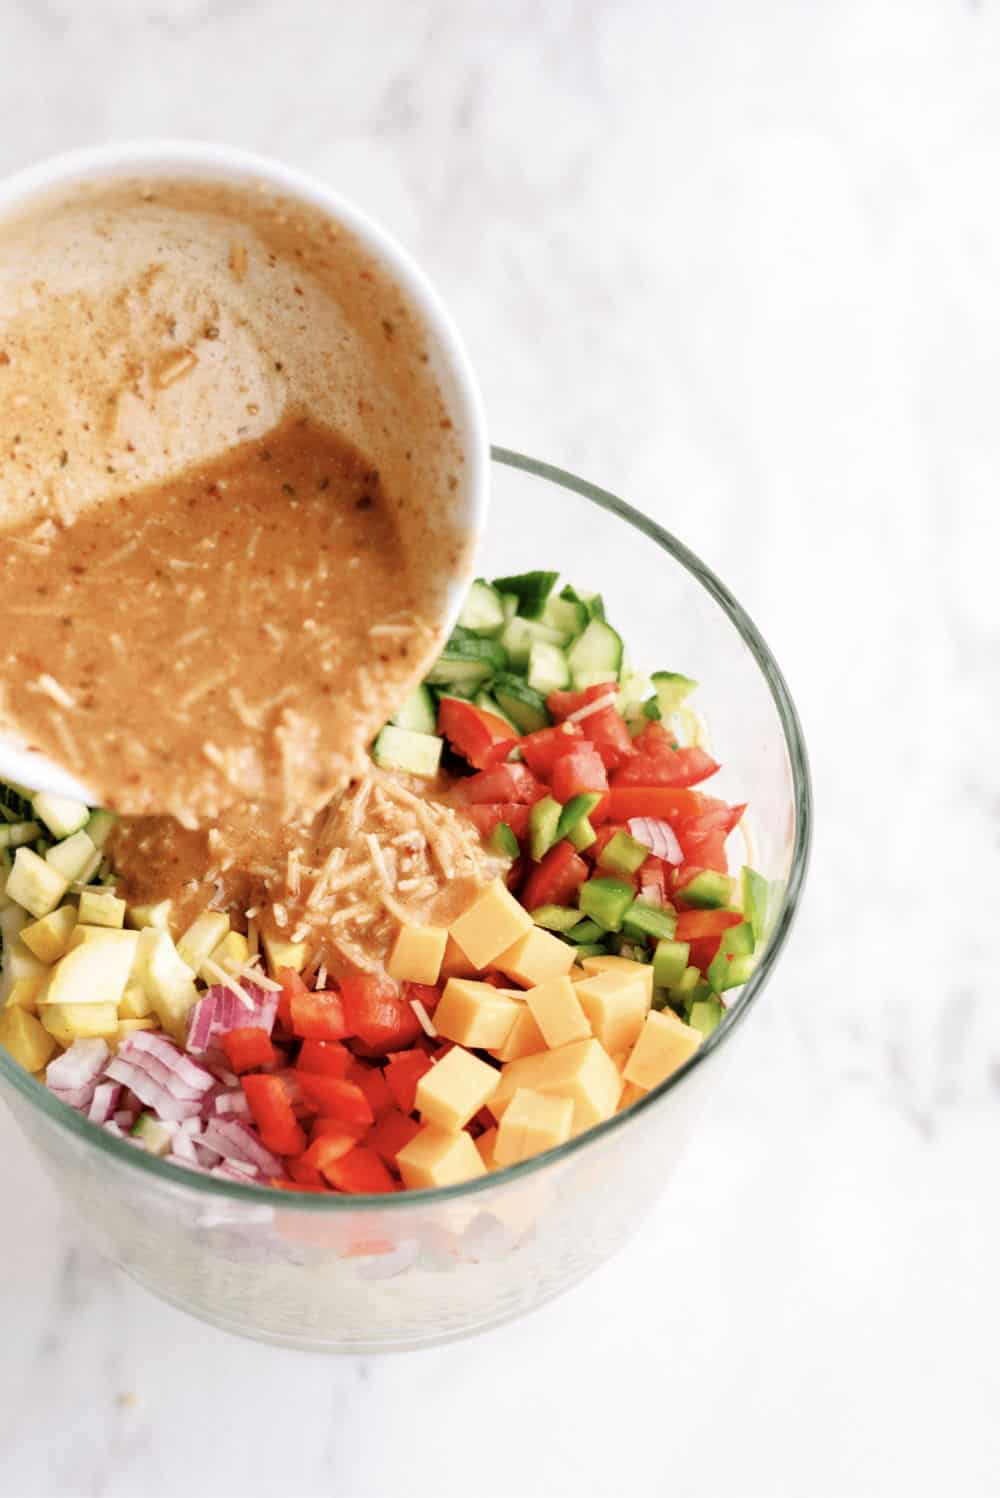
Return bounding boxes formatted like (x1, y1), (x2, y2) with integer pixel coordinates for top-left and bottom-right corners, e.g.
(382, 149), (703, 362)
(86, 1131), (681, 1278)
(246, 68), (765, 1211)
(0, 450), (811, 1352)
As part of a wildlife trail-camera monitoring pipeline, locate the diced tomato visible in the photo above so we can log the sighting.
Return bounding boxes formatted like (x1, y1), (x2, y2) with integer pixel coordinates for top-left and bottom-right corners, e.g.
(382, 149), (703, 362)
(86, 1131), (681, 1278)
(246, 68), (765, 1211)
(520, 840), (589, 910)
(605, 787), (707, 823)
(401, 982), (441, 1014)
(339, 974), (421, 1053)
(321, 1145), (396, 1194)
(546, 683), (614, 721)
(296, 1039), (351, 1078)
(438, 697), (519, 770)
(519, 722), (582, 777)
(674, 908), (744, 942)
(549, 745), (609, 819)
(505, 854), (527, 893)
(297, 1074), (374, 1127)
(611, 745), (720, 789)
(220, 1026), (276, 1074)
(384, 1049), (432, 1113)
(674, 801), (746, 867)
(455, 763), (546, 805)
(241, 1074), (307, 1155)
(370, 1108), (422, 1166)
(580, 707), (635, 771)
(276, 967), (308, 1032)
(355, 1066), (392, 1120)
(461, 803), (532, 842)
(289, 988), (349, 1041)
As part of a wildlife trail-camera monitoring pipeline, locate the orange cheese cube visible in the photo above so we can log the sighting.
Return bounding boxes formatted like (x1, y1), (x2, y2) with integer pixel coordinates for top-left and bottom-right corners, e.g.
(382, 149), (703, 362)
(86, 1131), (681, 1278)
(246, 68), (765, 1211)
(489, 1038), (622, 1135)
(434, 979), (521, 1050)
(490, 1003), (548, 1063)
(579, 954), (654, 1007)
(449, 879), (533, 970)
(573, 970), (648, 1055)
(494, 1087), (574, 1167)
(396, 1124), (488, 1189)
(386, 921), (448, 985)
(475, 1125), (499, 1170)
(618, 1080), (647, 1110)
(439, 932), (478, 980)
(415, 1045), (501, 1131)
(623, 1008), (702, 1091)
(525, 976), (591, 1049)
(495, 926), (575, 987)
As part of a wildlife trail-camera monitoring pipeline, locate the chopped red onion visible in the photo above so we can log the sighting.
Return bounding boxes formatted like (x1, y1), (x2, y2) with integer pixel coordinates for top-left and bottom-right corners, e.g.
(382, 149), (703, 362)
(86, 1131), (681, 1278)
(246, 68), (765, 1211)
(200, 1119), (285, 1178)
(46, 1038), (109, 1096)
(119, 1032), (215, 1094)
(210, 1161), (265, 1184)
(105, 1057), (203, 1121)
(628, 816), (683, 865)
(87, 1081), (122, 1124)
(186, 983), (277, 1053)
(113, 1109), (138, 1129)
(214, 1091), (251, 1119)
(192, 1142), (224, 1169)
(49, 1084), (98, 1111)
(169, 1130), (199, 1163)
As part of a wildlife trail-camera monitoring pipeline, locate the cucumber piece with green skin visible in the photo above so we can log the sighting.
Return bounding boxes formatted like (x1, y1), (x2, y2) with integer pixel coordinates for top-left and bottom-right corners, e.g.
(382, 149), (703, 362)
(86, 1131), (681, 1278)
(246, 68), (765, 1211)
(0, 782), (33, 823)
(688, 995), (724, 1038)
(578, 876), (635, 933)
(392, 683), (437, 736)
(0, 821), (42, 850)
(491, 674), (551, 733)
(741, 866), (769, 945)
(653, 939), (691, 989)
(372, 726), (443, 778)
(32, 793), (89, 841)
(651, 671), (698, 716)
(706, 921), (755, 993)
(527, 640), (570, 697)
(560, 585), (605, 622)
(529, 797), (562, 863)
(540, 594), (587, 639)
(597, 830), (650, 876)
(491, 570), (559, 619)
(556, 793), (602, 840)
(131, 1112), (173, 1155)
(530, 905), (584, 932)
(678, 870), (734, 909)
(487, 821), (520, 859)
(424, 630), (507, 688)
(567, 816), (597, 852)
(5, 846), (69, 918)
(500, 592), (519, 622)
(623, 900), (678, 944)
(500, 616), (568, 669)
(458, 579), (506, 637)
(567, 619), (623, 685)
(84, 809), (117, 851)
(474, 690), (519, 732)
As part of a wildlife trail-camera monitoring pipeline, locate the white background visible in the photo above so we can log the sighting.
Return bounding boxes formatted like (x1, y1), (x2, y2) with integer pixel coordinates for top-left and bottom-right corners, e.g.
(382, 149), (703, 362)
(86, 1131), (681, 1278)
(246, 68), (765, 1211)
(1, 3), (998, 1495)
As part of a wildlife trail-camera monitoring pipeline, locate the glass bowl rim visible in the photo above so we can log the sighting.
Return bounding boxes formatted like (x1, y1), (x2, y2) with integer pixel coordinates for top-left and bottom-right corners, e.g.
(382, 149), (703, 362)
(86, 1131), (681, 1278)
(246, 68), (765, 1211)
(0, 446), (813, 1213)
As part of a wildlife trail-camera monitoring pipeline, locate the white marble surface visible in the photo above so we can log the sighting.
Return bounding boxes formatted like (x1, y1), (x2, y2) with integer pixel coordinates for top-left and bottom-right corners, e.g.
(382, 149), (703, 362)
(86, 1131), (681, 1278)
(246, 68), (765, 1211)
(1, 1), (998, 1494)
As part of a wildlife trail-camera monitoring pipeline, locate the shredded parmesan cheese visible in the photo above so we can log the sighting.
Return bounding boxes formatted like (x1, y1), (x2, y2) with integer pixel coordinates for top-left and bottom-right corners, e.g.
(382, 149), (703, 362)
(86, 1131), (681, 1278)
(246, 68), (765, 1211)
(201, 959), (255, 1008)
(409, 997), (438, 1039)
(566, 690), (619, 724)
(29, 674), (76, 710)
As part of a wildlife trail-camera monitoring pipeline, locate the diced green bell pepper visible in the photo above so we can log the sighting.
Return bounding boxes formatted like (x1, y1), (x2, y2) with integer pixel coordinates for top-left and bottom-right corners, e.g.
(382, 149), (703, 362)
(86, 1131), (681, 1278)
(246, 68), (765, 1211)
(566, 918), (604, 945)
(531, 904), (584, 932)
(570, 943), (610, 959)
(741, 866), (769, 945)
(688, 995), (724, 1038)
(529, 797), (562, 863)
(578, 877), (635, 933)
(678, 870), (734, 909)
(597, 830), (650, 877)
(556, 792), (603, 840)
(488, 821), (520, 859)
(652, 938), (690, 989)
(567, 816), (597, 852)
(622, 900), (677, 944)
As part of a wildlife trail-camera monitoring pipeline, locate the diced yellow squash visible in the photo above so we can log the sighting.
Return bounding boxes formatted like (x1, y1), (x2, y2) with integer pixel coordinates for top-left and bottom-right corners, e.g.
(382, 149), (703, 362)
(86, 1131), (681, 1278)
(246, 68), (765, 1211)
(573, 970), (648, 1055)
(21, 904), (77, 963)
(488, 1038), (622, 1135)
(618, 1080), (647, 1110)
(262, 931), (307, 975)
(115, 1018), (159, 1043)
(0, 1006), (57, 1071)
(126, 900), (173, 931)
(623, 1008), (702, 1091)
(580, 953), (654, 1007)
(5, 847), (68, 918)
(494, 1087), (574, 1167)
(132, 929), (198, 1038)
(386, 921), (448, 985)
(4, 976), (47, 1014)
(68, 923), (138, 952)
(449, 878), (533, 970)
(433, 979), (522, 1050)
(207, 930), (249, 976)
(415, 1045), (501, 1131)
(45, 829), (100, 885)
(77, 890), (126, 929)
(475, 1125), (499, 1170)
(0, 911), (50, 1009)
(396, 1123), (487, 1189)
(490, 1003), (548, 1063)
(119, 982), (153, 1020)
(439, 932), (478, 980)
(525, 975), (592, 1049)
(177, 911), (230, 974)
(39, 1001), (119, 1047)
(494, 926), (576, 987)
(42, 930), (138, 1009)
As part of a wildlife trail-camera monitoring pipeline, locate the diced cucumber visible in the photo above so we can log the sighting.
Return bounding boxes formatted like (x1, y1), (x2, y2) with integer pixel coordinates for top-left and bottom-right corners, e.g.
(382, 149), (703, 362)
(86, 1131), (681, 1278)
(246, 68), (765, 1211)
(0, 848), (12, 910)
(678, 870), (733, 909)
(530, 905), (584, 932)
(0, 782), (33, 823)
(529, 797), (562, 863)
(540, 594), (587, 640)
(45, 831), (101, 885)
(372, 726), (443, 778)
(131, 1112), (173, 1156)
(500, 592), (519, 622)
(458, 579), (506, 637)
(741, 866), (769, 945)
(651, 671), (698, 716)
(500, 616), (568, 669)
(706, 921), (755, 993)
(688, 995), (724, 1038)
(5, 847), (69, 918)
(491, 570), (559, 619)
(77, 891), (126, 929)
(32, 793), (89, 840)
(623, 900), (678, 944)
(567, 918), (604, 945)
(474, 691), (519, 732)
(392, 683), (437, 736)
(424, 630), (507, 688)
(578, 877), (635, 933)
(556, 793), (603, 840)
(84, 809), (117, 850)
(488, 822), (520, 859)
(597, 830), (650, 877)
(0, 821), (41, 850)
(527, 641), (570, 697)
(560, 585), (605, 622)
(567, 619), (623, 685)
(653, 939), (691, 989)
(491, 674), (551, 733)
(567, 816), (597, 852)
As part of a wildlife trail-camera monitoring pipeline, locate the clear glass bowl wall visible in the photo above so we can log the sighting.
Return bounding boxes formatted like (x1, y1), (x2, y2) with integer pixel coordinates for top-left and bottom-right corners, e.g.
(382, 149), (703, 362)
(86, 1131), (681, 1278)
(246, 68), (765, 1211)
(0, 450), (811, 1352)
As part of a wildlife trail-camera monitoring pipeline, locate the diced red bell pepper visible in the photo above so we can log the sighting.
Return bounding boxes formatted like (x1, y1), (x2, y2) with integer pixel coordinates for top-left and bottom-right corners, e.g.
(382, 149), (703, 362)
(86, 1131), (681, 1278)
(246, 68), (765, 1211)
(339, 974), (422, 1053)
(355, 1065), (393, 1120)
(276, 967), (308, 1032)
(456, 763), (546, 805)
(605, 787), (707, 823)
(288, 1155), (331, 1186)
(674, 908), (744, 942)
(220, 1026), (276, 1074)
(296, 1038), (351, 1078)
(519, 723), (582, 777)
(300, 1131), (368, 1180)
(438, 697), (519, 769)
(271, 1176), (331, 1193)
(520, 840), (589, 911)
(611, 745), (720, 789)
(401, 981), (441, 1014)
(546, 683), (614, 721)
(289, 988), (349, 1041)
(384, 1049), (433, 1113)
(297, 1073), (374, 1127)
(505, 854), (528, 894)
(370, 1108), (422, 1166)
(549, 745), (610, 819)
(241, 1074), (307, 1155)
(462, 803), (532, 842)
(321, 1145), (397, 1194)
(310, 1116), (368, 1143)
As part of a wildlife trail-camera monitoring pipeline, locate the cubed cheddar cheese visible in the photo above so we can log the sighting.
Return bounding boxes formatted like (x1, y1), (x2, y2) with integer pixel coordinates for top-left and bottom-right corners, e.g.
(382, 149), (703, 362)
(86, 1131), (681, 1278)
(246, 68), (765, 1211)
(488, 1038), (623, 1135)
(475, 1125), (499, 1170)
(177, 911), (231, 974)
(573, 971), (648, 1055)
(449, 879), (533, 970)
(77, 890), (127, 929)
(494, 1087), (574, 1167)
(525, 976), (591, 1049)
(415, 1045), (501, 1131)
(580, 954), (654, 1008)
(618, 1080), (647, 1110)
(386, 921), (448, 985)
(4, 976), (47, 1014)
(20, 905), (77, 964)
(396, 1124), (487, 1189)
(0, 1006), (57, 1071)
(623, 1008), (702, 1091)
(490, 1003), (548, 1063)
(434, 979), (521, 1050)
(495, 926), (576, 987)
(439, 932), (478, 980)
